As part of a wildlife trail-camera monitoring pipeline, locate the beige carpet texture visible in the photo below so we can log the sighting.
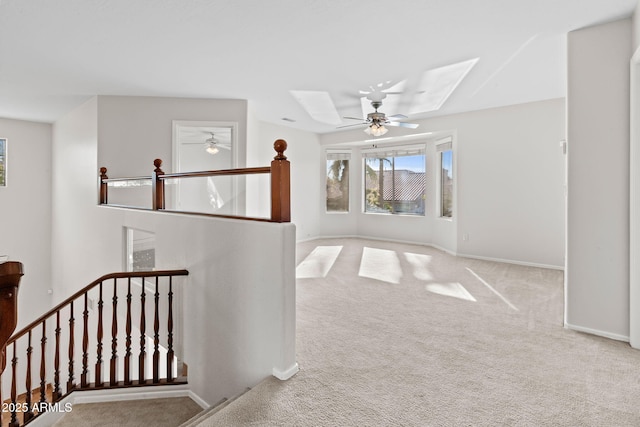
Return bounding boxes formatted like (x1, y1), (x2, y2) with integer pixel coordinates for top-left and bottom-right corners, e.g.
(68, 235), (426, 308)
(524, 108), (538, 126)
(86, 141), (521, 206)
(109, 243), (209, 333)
(198, 238), (640, 426)
(54, 396), (201, 427)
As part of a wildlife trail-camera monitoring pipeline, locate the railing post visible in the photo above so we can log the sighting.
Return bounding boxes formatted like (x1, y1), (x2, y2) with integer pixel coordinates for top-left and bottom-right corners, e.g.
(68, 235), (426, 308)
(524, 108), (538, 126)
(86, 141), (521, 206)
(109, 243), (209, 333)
(270, 139), (291, 223)
(99, 167), (108, 204)
(0, 262), (23, 375)
(152, 159), (165, 210)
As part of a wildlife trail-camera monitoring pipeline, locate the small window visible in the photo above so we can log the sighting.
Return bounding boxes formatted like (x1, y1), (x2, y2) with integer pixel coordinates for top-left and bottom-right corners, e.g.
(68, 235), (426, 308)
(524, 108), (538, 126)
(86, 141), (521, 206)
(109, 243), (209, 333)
(326, 151), (350, 212)
(125, 228), (156, 272)
(0, 138), (6, 187)
(437, 139), (453, 218)
(363, 146), (426, 215)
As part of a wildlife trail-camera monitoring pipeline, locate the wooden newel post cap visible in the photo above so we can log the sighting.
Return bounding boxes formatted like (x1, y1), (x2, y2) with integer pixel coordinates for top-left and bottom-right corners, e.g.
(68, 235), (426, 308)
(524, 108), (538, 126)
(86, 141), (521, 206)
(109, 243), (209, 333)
(99, 167), (108, 177)
(0, 261), (23, 289)
(274, 139), (288, 160)
(153, 159), (164, 173)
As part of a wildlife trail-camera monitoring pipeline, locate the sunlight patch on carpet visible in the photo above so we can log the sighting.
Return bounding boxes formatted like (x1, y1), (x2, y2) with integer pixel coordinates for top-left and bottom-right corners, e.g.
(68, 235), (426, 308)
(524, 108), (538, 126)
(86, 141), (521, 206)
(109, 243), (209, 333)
(296, 246), (343, 278)
(404, 252), (434, 280)
(426, 282), (476, 302)
(466, 267), (519, 311)
(359, 247), (402, 284)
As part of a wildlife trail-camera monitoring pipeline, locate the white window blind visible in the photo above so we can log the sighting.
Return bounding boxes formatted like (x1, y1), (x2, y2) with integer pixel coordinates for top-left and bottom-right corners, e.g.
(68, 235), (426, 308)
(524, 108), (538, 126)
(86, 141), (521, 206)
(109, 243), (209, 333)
(435, 137), (453, 152)
(361, 144), (426, 159)
(326, 150), (351, 160)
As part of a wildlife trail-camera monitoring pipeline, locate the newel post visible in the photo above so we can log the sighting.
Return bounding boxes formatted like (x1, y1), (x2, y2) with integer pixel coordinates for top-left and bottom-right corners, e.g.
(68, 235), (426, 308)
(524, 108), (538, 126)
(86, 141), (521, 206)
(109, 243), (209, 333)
(152, 159), (165, 210)
(0, 262), (23, 375)
(99, 167), (108, 204)
(271, 139), (291, 222)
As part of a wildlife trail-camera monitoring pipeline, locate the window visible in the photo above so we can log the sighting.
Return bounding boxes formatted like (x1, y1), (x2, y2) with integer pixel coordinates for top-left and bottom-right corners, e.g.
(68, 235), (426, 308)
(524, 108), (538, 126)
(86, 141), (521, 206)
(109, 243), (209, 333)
(437, 139), (453, 218)
(363, 146), (426, 215)
(326, 151), (350, 212)
(125, 228), (156, 272)
(0, 138), (6, 187)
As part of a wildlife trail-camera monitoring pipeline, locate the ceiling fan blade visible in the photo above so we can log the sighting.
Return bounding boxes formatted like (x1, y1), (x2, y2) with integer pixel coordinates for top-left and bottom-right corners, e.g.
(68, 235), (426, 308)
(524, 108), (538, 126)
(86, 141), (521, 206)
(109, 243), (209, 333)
(337, 122), (367, 129)
(343, 116), (366, 121)
(386, 121), (420, 129)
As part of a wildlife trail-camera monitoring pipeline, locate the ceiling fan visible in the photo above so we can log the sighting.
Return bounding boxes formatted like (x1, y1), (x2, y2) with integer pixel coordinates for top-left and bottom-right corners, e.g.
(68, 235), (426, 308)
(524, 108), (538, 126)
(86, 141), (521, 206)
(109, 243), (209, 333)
(339, 100), (419, 136)
(204, 132), (224, 155)
(177, 128), (232, 155)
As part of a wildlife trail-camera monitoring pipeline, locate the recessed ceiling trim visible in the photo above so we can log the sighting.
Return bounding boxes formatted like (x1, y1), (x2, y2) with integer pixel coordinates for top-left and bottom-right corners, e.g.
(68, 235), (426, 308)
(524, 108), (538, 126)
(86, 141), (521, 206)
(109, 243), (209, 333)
(290, 90), (341, 125)
(410, 58), (480, 114)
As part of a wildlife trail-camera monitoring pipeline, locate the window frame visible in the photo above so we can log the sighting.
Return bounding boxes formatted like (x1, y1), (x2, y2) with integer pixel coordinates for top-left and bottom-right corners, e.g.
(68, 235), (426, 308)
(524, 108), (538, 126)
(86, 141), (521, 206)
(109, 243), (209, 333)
(0, 138), (7, 187)
(436, 138), (454, 219)
(325, 150), (351, 214)
(362, 144), (427, 216)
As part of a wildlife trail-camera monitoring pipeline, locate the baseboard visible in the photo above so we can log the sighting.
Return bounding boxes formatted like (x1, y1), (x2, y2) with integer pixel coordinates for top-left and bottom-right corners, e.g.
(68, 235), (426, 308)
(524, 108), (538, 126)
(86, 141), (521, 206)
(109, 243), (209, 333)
(70, 384), (195, 405)
(188, 390), (211, 409)
(304, 235), (563, 270)
(273, 362), (299, 380)
(456, 251), (565, 271)
(564, 322), (630, 342)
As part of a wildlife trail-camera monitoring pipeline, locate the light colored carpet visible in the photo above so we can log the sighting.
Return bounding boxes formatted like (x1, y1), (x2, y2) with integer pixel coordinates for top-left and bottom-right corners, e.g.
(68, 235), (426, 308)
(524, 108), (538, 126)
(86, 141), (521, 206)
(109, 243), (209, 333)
(53, 396), (202, 427)
(199, 237), (640, 426)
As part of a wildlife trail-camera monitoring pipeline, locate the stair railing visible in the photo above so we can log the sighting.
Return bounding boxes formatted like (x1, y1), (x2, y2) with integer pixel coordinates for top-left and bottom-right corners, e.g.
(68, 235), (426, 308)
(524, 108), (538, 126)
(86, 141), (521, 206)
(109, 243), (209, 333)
(0, 262), (23, 376)
(0, 269), (188, 427)
(99, 139), (290, 223)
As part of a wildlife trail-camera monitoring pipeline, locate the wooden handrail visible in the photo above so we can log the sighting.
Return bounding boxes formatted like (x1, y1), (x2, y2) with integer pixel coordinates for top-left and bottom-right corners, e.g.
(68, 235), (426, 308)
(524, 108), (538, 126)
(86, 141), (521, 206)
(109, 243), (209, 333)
(160, 166), (271, 179)
(8, 270), (188, 344)
(102, 176), (152, 183)
(0, 262), (23, 375)
(99, 139), (291, 222)
(3, 268), (189, 427)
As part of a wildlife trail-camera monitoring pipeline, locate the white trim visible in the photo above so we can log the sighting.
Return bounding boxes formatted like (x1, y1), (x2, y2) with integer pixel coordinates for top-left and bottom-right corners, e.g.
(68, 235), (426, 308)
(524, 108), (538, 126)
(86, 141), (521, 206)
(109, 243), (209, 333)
(629, 47), (640, 348)
(301, 235), (564, 270)
(435, 137), (452, 151)
(564, 322), (630, 343)
(171, 120), (239, 213)
(456, 251), (565, 271)
(71, 385), (201, 405)
(171, 120), (239, 173)
(272, 362), (299, 380)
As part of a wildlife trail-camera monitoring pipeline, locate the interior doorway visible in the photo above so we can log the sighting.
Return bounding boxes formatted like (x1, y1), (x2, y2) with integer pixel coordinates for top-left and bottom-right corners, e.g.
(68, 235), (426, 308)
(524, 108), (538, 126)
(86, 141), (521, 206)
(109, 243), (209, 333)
(171, 121), (239, 215)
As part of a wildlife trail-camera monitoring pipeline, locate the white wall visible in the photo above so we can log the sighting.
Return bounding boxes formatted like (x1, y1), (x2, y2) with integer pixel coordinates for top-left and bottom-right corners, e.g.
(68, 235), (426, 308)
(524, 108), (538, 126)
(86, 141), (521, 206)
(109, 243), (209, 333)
(249, 121), (322, 241)
(51, 97), (297, 405)
(0, 118), (52, 328)
(566, 19), (632, 340)
(319, 98), (566, 268)
(97, 96), (249, 177)
(631, 0), (640, 349)
(52, 97), (114, 297)
(634, 2), (640, 51)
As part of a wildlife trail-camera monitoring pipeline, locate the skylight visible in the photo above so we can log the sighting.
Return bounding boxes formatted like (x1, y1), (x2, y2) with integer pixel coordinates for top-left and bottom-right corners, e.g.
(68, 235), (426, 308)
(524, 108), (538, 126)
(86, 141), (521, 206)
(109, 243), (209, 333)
(290, 90), (341, 125)
(411, 58), (479, 114)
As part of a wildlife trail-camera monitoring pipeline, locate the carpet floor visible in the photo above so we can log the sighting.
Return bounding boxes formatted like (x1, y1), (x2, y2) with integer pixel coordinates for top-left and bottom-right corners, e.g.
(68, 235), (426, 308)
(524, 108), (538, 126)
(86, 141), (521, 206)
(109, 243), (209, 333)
(53, 396), (202, 427)
(199, 238), (640, 426)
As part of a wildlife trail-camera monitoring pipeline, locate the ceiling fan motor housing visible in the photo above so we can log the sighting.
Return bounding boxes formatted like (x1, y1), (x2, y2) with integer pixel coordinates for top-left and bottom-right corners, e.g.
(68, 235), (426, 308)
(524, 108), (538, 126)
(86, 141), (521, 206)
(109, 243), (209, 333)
(367, 111), (386, 124)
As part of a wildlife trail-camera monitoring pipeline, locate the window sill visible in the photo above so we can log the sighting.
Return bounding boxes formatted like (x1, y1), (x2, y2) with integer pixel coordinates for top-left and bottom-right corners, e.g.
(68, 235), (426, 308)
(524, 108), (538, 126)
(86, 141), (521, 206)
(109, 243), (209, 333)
(362, 212), (425, 218)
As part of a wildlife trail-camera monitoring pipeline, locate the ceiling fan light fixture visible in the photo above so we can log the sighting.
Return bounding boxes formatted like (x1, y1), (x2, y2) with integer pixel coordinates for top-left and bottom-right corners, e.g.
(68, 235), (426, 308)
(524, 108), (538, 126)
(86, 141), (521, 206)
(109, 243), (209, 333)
(364, 123), (388, 137)
(205, 133), (220, 154)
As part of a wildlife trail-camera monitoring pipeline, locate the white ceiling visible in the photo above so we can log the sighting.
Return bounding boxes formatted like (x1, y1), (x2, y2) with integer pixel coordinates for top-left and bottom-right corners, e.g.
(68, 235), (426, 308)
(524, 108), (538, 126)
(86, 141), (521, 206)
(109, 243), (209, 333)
(0, 0), (637, 134)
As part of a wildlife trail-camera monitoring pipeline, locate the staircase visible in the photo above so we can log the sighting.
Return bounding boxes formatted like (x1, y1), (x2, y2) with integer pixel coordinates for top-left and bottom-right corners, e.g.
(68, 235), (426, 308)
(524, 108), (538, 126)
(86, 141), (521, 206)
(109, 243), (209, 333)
(0, 267), (189, 427)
